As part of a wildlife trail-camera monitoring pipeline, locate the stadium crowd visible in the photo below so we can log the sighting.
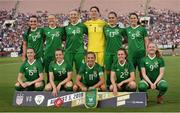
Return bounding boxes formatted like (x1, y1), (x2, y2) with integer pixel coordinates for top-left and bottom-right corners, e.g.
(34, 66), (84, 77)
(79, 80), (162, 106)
(0, 7), (179, 55)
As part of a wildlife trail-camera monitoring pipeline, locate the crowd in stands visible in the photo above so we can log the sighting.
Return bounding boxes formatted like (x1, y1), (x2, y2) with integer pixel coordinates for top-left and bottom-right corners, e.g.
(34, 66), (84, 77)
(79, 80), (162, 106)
(0, 7), (179, 55)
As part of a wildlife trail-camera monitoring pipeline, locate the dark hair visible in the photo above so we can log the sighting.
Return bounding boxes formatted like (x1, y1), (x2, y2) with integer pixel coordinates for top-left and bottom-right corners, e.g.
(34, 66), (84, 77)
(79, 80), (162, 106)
(27, 47), (35, 52)
(55, 48), (64, 54)
(129, 12), (141, 25)
(26, 15), (38, 38)
(90, 6), (100, 13)
(117, 48), (128, 60)
(54, 48), (64, 62)
(108, 11), (117, 17)
(86, 51), (96, 59)
(26, 47), (36, 59)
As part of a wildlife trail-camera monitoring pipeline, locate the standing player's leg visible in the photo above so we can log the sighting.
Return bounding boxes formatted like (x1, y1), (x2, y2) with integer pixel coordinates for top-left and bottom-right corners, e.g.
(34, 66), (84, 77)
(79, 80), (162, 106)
(64, 52), (74, 69)
(43, 56), (53, 83)
(104, 53), (113, 89)
(74, 52), (85, 73)
(96, 52), (105, 67)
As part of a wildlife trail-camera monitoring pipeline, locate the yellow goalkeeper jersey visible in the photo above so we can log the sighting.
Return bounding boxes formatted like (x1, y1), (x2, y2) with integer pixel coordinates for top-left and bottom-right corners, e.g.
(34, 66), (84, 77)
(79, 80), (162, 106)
(84, 19), (106, 52)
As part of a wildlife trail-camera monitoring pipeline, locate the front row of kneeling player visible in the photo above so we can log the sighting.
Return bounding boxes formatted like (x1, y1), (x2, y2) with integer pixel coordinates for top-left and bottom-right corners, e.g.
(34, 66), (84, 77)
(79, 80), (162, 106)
(15, 42), (168, 104)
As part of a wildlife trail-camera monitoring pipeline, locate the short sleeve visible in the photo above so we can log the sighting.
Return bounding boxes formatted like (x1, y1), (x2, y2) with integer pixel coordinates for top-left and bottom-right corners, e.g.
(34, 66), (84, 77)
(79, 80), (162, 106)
(19, 62), (25, 73)
(49, 62), (53, 72)
(78, 64), (85, 77)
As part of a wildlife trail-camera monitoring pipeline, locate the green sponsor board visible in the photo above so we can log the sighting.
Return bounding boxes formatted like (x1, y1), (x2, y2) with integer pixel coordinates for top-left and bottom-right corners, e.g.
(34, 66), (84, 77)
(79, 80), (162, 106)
(84, 88), (98, 108)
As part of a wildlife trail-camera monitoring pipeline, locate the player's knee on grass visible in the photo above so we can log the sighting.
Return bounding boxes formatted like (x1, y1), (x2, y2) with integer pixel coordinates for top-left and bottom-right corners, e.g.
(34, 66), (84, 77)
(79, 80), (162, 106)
(65, 81), (73, 91)
(127, 81), (137, 91)
(138, 81), (148, 92)
(44, 83), (52, 91)
(109, 84), (114, 92)
(157, 80), (168, 92)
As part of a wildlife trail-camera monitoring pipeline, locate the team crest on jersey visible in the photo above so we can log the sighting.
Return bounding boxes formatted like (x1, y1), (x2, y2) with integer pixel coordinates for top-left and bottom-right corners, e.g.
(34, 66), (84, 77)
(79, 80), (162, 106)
(124, 68), (129, 75)
(33, 67), (37, 73)
(93, 71), (97, 77)
(76, 28), (81, 33)
(16, 93), (24, 105)
(154, 61), (159, 68)
(55, 31), (60, 37)
(115, 29), (119, 34)
(62, 68), (66, 74)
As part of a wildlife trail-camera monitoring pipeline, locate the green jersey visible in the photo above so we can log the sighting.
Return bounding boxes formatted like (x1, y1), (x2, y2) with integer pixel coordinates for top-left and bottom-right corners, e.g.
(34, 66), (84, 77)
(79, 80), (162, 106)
(49, 60), (73, 82)
(65, 22), (87, 53)
(126, 25), (148, 58)
(43, 27), (65, 57)
(104, 25), (126, 54)
(23, 28), (44, 59)
(79, 63), (104, 87)
(111, 61), (135, 83)
(140, 56), (165, 83)
(19, 60), (43, 81)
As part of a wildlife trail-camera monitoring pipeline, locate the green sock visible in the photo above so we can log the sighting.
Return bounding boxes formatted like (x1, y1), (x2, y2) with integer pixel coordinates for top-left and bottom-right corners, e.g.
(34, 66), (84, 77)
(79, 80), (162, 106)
(106, 74), (111, 87)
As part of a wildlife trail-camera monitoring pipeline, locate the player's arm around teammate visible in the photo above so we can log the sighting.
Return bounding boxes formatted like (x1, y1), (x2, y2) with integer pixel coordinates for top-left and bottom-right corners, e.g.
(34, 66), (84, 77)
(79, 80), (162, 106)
(15, 48), (44, 91)
(44, 49), (73, 97)
(138, 42), (168, 104)
(110, 48), (136, 95)
(73, 52), (106, 92)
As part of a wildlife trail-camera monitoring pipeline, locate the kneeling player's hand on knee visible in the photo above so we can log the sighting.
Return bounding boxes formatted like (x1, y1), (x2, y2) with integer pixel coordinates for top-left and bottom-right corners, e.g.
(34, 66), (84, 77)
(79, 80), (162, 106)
(81, 87), (87, 92)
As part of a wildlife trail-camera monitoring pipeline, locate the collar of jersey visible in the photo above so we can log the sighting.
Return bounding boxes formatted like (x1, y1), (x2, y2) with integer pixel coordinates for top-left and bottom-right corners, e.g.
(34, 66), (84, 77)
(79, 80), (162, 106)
(148, 54), (156, 60)
(49, 26), (56, 29)
(31, 27), (38, 32)
(118, 60), (126, 67)
(28, 59), (36, 65)
(71, 21), (79, 26)
(87, 63), (95, 69)
(108, 24), (118, 28)
(56, 60), (64, 66)
(131, 25), (140, 29)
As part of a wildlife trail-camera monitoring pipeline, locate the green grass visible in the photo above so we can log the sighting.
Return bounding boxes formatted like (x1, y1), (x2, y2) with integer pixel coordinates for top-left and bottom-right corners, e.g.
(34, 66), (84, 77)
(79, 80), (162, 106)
(0, 56), (180, 112)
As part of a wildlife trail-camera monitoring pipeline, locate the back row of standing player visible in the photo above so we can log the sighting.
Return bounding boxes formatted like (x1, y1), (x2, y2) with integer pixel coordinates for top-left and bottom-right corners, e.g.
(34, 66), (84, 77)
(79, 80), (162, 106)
(18, 6), (167, 103)
(22, 6), (148, 84)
